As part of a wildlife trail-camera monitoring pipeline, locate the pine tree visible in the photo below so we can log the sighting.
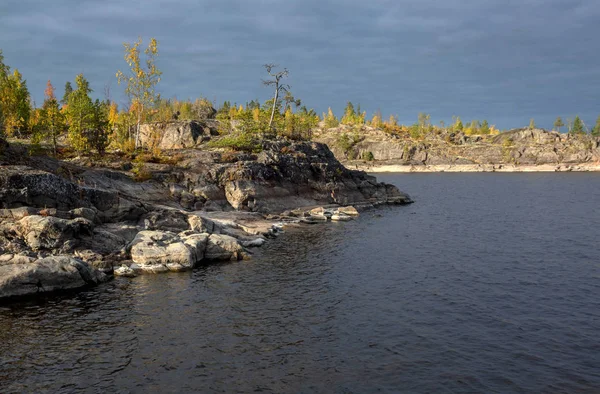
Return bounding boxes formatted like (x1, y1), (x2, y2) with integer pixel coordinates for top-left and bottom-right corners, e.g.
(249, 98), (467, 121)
(453, 116), (463, 132)
(341, 102), (356, 125)
(61, 81), (73, 106)
(592, 115), (600, 137)
(38, 80), (65, 155)
(323, 107), (339, 129)
(88, 99), (109, 154)
(480, 120), (490, 134)
(570, 115), (585, 134)
(553, 116), (564, 132)
(65, 74), (94, 152)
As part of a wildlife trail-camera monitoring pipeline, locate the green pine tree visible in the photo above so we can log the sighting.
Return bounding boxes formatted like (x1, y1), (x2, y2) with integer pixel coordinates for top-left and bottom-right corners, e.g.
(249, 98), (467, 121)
(61, 81), (73, 106)
(553, 116), (564, 132)
(570, 115), (585, 134)
(38, 80), (65, 155)
(480, 120), (490, 134)
(591, 115), (600, 137)
(65, 74), (94, 152)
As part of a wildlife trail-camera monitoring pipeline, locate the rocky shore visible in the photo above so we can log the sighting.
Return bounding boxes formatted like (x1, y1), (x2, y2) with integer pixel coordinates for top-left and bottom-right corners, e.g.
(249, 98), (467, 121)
(314, 126), (600, 171)
(0, 130), (412, 301)
(356, 163), (600, 173)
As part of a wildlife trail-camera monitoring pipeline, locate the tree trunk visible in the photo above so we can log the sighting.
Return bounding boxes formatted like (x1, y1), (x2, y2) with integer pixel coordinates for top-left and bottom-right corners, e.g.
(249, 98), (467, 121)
(135, 104), (143, 149)
(268, 86), (279, 130)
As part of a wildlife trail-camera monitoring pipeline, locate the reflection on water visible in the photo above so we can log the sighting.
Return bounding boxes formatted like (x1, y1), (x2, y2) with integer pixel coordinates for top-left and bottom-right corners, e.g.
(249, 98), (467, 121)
(1, 173), (600, 393)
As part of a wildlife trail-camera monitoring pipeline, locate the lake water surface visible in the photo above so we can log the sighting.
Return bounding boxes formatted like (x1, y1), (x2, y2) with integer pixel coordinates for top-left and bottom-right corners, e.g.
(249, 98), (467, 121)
(1, 173), (599, 393)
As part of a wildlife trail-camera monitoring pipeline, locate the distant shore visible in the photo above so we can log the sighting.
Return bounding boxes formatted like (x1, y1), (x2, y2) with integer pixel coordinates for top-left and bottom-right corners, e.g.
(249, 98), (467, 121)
(356, 163), (600, 173)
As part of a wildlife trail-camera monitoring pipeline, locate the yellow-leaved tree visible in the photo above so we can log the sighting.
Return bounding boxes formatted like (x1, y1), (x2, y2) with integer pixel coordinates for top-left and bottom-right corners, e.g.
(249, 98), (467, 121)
(116, 37), (162, 148)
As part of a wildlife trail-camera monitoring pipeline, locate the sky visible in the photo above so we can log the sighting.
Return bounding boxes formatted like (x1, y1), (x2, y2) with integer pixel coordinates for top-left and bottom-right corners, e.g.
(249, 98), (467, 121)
(0, 0), (598, 130)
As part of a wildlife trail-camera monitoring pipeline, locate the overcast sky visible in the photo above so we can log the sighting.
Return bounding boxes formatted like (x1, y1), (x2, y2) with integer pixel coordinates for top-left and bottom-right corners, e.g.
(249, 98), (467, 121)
(0, 0), (598, 130)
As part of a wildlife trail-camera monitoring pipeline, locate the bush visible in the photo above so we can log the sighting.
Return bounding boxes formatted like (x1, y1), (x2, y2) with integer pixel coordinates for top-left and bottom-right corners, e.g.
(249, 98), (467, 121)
(132, 162), (152, 182)
(362, 151), (375, 161)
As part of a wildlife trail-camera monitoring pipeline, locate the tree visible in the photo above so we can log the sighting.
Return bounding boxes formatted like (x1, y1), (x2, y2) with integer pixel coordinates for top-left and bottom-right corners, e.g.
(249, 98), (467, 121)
(570, 115), (585, 134)
(88, 99), (109, 154)
(262, 64), (289, 130)
(418, 113), (432, 133)
(65, 74), (94, 152)
(592, 115), (600, 137)
(341, 102), (357, 125)
(38, 80), (65, 155)
(282, 90), (301, 112)
(480, 120), (490, 134)
(323, 107), (339, 129)
(370, 109), (383, 129)
(116, 37), (162, 148)
(452, 116), (463, 132)
(0, 50), (9, 136)
(0, 68), (31, 137)
(528, 118), (535, 130)
(553, 116), (564, 132)
(61, 81), (73, 106)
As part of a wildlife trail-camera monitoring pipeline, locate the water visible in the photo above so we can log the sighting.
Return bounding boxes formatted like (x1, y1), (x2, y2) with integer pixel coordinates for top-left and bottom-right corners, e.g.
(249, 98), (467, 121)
(1, 173), (600, 393)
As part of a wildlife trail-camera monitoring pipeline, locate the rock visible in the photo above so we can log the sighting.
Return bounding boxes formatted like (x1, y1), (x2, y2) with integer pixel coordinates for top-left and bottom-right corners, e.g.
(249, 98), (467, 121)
(180, 231), (209, 262)
(114, 264), (137, 277)
(139, 120), (218, 150)
(188, 215), (219, 233)
(205, 234), (245, 261)
(331, 213), (353, 221)
(69, 207), (100, 223)
(18, 215), (94, 251)
(241, 237), (266, 247)
(0, 256), (107, 300)
(140, 210), (191, 233)
(0, 254), (36, 266)
(129, 231), (194, 273)
(337, 206), (360, 216)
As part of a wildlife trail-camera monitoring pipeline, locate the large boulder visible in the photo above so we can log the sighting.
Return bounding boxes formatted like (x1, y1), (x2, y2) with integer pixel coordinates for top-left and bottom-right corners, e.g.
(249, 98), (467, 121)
(129, 230), (209, 273)
(0, 256), (107, 300)
(205, 234), (246, 261)
(139, 120), (218, 150)
(17, 215), (94, 251)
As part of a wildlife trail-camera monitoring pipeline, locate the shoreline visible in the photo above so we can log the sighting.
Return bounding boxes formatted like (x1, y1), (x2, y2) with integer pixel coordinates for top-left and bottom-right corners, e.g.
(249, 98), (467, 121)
(354, 163), (600, 173)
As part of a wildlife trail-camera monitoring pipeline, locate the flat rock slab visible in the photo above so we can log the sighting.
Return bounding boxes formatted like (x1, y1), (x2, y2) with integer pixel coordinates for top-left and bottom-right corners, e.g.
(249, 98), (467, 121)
(0, 256), (107, 300)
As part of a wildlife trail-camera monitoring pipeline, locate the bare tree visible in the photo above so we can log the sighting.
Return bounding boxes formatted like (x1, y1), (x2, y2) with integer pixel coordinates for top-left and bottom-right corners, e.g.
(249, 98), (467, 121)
(262, 64), (289, 129)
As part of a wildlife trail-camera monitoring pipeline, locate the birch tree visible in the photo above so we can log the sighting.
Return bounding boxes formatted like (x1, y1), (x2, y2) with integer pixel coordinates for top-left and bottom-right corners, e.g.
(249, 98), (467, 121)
(116, 37), (162, 148)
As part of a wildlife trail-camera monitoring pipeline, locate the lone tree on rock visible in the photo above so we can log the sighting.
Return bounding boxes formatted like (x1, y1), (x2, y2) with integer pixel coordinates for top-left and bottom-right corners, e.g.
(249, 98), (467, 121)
(116, 37), (162, 148)
(262, 64), (289, 130)
(528, 118), (536, 130)
(554, 116), (564, 132)
(570, 115), (585, 134)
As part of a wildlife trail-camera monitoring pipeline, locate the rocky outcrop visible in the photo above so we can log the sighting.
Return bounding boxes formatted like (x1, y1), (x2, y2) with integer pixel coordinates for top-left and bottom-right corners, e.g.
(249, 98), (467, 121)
(139, 120), (219, 150)
(0, 133), (412, 301)
(314, 126), (600, 168)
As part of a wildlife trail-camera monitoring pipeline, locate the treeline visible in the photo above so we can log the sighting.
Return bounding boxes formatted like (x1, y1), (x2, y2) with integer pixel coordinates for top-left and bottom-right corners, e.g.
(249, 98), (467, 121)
(0, 39), (321, 156)
(2, 38), (600, 158)
(322, 102), (600, 138)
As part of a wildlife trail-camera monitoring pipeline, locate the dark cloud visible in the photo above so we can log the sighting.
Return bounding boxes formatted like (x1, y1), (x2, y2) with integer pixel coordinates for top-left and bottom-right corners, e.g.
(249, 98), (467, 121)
(0, 0), (598, 129)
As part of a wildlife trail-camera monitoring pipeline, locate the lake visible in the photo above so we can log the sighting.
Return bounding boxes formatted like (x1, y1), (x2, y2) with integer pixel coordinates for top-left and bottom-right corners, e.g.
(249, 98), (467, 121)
(1, 173), (599, 393)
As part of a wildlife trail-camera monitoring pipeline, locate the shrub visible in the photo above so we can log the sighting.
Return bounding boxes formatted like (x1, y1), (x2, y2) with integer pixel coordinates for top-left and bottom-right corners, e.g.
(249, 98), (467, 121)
(132, 163), (152, 182)
(362, 151), (375, 161)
